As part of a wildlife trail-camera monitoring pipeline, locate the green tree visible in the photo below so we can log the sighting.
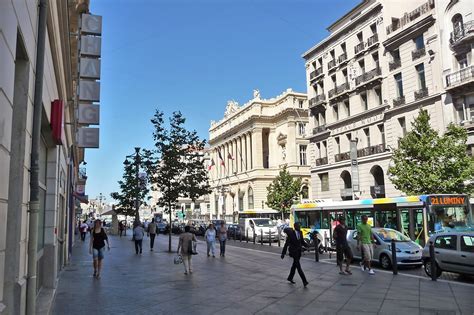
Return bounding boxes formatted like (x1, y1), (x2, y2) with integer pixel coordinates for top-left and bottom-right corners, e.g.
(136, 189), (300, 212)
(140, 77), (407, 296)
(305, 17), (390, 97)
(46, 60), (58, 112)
(266, 165), (302, 219)
(388, 109), (474, 195)
(111, 148), (151, 223)
(148, 111), (210, 251)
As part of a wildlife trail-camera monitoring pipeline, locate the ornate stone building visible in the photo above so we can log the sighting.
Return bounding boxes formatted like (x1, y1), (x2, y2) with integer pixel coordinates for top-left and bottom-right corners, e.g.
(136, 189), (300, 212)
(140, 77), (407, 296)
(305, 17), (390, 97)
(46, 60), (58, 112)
(208, 89), (311, 222)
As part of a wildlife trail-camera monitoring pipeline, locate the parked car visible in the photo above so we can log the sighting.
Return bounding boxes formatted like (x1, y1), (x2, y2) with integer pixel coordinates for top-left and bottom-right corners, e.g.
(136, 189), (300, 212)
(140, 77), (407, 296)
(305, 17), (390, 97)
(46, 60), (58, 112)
(192, 223), (207, 236)
(211, 219), (225, 228)
(227, 224), (242, 238)
(171, 222), (185, 234)
(157, 222), (169, 234)
(347, 228), (423, 269)
(239, 218), (280, 242)
(422, 232), (474, 278)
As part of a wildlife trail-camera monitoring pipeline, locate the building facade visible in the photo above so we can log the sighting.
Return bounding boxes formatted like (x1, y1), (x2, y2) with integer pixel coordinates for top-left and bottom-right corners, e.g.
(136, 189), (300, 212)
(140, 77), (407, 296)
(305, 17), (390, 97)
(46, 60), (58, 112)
(208, 89), (311, 222)
(0, 0), (99, 313)
(303, 0), (462, 201)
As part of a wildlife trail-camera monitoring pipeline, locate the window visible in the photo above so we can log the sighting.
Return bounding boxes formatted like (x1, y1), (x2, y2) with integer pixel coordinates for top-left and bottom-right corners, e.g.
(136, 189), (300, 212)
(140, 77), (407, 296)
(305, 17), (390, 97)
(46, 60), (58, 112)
(341, 42), (346, 54)
(435, 235), (457, 250)
(320, 112), (326, 125)
(357, 31), (363, 42)
(416, 63), (426, 90)
(392, 49), (400, 61)
(361, 93), (368, 111)
(452, 14), (463, 37)
(394, 73), (403, 97)
(299, 145), (307, 166)
(414, 34), (424, 50)
(298, 122), (306, 136)
(331, 75), (336, 88)
(461, 235), (474, 253)
(342, 69), (348, 84)
(318, 57), (323, 67)
(375, 87), (382, 105)
(335, 137), (340, 154)
(346, 133), (352, 143)
(319, 173), (329, 191)
(330, 49), (335, 59)
(372, 52), (379, 67)
(399, 117), (406, 137)
(316, 142), (321, 158)
(238, 192), (244, 211)
(334, 104), (339, 120)
(363, 128), (370, 147)
(298, 100), (304, 108)
(457, 54), (468, 69)
(248, 187), (254, 210)
(378, 124), (385, 145)
(359, 59), (365, 73)
(344, 101), (350, 117)
(322, 140), (327, 157)
(370, 23), (377, 34)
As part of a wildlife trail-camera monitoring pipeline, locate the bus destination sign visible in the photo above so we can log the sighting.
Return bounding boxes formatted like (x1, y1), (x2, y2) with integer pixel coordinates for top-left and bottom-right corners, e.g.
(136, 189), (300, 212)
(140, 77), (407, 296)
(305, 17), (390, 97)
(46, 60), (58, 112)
(429, 196), (466, 206)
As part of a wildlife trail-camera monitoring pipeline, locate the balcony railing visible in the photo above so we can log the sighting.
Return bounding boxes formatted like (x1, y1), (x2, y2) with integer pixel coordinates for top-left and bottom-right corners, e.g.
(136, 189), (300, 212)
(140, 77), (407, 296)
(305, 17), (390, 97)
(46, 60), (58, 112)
(446, 65), (474, 88)
(328, 59), (336, 70)
(355, 66), (381, 86)
(354, 42), (365, 55)
(340, 188), (353, 198)
(309, 94), (326, 109)
(385, 0), (435, 35)
(357, 144), (386, 158)
(370, 185), (385, 197)
(393, 95), (406, 107)
(334, 152), (350, 162)
(389, 59), (401, 71)
(310, 67), (323, 81)
(315, 156), (328, 166)
(337, 53), (347, 64)
(312, 125), (327, 135)
(414, 87), (429, 100)
(450, 21), (474, 45)
(329, 82), (350, 99)
(367, 33), (379, 47)
(412, 47), (426, 60)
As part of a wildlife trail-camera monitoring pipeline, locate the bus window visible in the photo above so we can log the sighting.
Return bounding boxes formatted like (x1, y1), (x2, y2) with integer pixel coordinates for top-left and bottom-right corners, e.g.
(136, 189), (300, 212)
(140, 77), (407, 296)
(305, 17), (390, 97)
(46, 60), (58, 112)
(431, 206), (469, 232)
(375, 211), (397, 229)
(321, 211), (330, 229)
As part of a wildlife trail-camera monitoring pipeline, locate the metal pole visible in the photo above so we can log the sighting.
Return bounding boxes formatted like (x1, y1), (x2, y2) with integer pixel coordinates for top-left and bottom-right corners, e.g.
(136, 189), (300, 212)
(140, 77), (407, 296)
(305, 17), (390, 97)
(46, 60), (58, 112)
(278, 230), (281, 247)
(253, 229), (255, 244)
(168, 203), (172, 252)
(315, 234), (319, 262)
(134, 147), (140, 222)
(391, 239), (398, 275)
(269, 230), (272, 246)
(429, 241), (437, 281)
(246, 229), (248, 243)
(27, 0), (48, 313)
(260, 229), (263, 246)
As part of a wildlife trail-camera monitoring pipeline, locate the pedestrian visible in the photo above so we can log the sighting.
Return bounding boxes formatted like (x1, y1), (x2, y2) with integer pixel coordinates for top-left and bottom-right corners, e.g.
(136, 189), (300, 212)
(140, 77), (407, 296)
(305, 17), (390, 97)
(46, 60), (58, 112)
(89, 219), (110, 279)
(87, 220), (94, 234)
(177, 225), (197, 275)
(334, 216), (353, 275)
(357, 215), (376, 275)
(119, 221), (124, 237)
(80, 221), (89, 241)
(133, 221), (145, 255)
(218, 222), (228, 257)
(148, 218), (157, 251)
(205, 223), (216, 257)
(281, 223), (308, 287)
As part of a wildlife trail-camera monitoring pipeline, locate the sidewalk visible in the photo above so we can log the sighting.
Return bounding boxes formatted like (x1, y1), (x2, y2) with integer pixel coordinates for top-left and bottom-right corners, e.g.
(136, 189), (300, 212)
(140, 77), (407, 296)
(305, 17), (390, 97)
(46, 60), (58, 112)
(51, 234), (474, 314)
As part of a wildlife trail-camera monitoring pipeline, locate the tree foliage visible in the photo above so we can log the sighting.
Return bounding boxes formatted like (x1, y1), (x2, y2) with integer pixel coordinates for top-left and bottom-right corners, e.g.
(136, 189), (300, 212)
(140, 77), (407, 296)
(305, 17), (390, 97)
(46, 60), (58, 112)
(388, 109), (474, 195)
(266, 165), (302, 218)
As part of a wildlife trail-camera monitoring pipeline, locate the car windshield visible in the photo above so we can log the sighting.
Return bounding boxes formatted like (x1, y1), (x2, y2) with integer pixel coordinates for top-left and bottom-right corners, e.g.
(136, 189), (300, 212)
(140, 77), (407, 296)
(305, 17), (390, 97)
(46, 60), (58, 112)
(253, 219), (274, 227)
(375, 229), (411, 242)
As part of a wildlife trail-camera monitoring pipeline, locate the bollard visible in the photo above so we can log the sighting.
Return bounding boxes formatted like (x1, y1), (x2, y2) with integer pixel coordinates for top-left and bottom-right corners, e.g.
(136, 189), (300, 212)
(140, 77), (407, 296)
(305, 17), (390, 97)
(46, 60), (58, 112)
(260, 229), (264, 246)
(315, 235), (319, 262)
(269, 230), (272, 246)
(233, 230), (236, 241)
(246, 229), (248, 243)
(278, 231), (281, 247)
(240, 229), (242, 242)
(253, 229), (256, 244)
(391, 239), (398, 275)
(429, 241), (437, 281)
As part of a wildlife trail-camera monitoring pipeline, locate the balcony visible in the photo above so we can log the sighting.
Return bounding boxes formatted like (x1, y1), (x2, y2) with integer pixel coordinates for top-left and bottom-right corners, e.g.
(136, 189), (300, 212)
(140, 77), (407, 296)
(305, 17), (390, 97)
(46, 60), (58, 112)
(309, 94), (326, 111)
(450, 21), (474, 47)
(328, 82), (350, 100)
(393, 95), (406, 107)
(389, 59), (401, 71)
(367, 33), (379, 48)
(310, 67), (324, 82)
(414, 87), (429, 100)
(312, 125), (328, 135)
(357, 144), (386, 158)
(328, 59), (336, 70)
(370, 185), (386, 198)
(337, 53), (348, 65)
(340, 188), (353, 198)
(446, 66), (474, 92)
(411, 47), (426, 61)
(315, 156), (328, 166)
(354, 42), (365, 55)
(334, 152), (350, 162)
(355, 66), (381, 86)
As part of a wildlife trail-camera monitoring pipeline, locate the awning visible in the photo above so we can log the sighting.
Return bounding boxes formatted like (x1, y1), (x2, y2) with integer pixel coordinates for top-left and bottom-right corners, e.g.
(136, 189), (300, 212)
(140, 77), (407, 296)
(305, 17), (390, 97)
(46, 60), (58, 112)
(73, 192), (89, 204)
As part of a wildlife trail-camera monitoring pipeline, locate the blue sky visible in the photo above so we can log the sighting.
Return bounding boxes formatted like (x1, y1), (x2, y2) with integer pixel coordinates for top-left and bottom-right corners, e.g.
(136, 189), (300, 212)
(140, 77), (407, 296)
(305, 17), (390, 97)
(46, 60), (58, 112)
(86, 0), (360, 202)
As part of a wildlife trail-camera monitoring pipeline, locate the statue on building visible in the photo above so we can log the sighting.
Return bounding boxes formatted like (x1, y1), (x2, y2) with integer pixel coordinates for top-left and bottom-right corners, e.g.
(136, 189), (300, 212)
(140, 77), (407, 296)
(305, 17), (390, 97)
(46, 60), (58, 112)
(253, 89), (261, 99)
(224, 100), (239, 118)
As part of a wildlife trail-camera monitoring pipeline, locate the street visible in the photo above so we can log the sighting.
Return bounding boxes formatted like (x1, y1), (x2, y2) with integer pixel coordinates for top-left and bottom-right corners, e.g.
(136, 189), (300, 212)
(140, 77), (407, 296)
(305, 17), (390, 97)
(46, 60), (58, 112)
(51, 233), (474, 314)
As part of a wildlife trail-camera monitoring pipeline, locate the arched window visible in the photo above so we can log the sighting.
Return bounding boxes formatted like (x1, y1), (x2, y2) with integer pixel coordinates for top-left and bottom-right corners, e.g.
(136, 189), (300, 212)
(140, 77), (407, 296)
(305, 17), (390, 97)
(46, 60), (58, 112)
(340, 171), (352, 200)
(370, 165), (386, 198)
(301, 185), (309, 199)
(248, 187), (254, 210)
(452, 14), (464, 40)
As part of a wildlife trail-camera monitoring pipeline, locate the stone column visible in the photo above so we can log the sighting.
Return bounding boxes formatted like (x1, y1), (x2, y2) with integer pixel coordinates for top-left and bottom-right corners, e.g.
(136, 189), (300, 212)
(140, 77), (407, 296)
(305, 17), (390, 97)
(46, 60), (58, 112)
(287, 121), (297, 165)
(251, 129), (263, 169)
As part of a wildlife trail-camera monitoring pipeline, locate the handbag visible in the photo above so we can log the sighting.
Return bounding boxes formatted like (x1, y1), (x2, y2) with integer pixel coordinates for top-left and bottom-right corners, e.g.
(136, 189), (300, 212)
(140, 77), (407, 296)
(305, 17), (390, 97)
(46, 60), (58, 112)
(174, 255), (183, 265)
(188, 240), (198, 255)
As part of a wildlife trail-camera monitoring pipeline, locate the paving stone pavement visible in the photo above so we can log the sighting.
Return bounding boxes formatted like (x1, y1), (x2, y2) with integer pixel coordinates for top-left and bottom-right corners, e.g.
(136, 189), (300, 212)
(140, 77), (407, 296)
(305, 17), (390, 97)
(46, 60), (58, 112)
(51, 233), (474, 315)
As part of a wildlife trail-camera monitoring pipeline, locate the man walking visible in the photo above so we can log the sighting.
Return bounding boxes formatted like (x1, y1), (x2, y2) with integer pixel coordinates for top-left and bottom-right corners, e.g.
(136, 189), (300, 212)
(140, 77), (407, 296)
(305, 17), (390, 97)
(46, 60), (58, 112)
(148, 218), (157, 251)
(334, 216), (352, 275)
(133, 222), (145, 255)
(80, 221), (88, 241)
(357, 215), (375, 275)
(281, 223), (308, 287)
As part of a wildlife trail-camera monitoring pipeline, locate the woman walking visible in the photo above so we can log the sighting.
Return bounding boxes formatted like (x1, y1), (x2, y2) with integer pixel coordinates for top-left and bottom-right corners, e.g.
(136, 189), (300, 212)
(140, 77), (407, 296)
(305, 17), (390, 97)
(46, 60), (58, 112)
(205, 223), (216, 257)
(218, 222), (228, 257)
(89, 219), (110, 279)
(177, 226), (197, 275)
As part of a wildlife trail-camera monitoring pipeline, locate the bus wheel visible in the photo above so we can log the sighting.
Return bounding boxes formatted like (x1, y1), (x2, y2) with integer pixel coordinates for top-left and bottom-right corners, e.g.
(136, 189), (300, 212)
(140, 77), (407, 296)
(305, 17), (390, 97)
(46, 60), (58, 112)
(380, 254), (392, 269)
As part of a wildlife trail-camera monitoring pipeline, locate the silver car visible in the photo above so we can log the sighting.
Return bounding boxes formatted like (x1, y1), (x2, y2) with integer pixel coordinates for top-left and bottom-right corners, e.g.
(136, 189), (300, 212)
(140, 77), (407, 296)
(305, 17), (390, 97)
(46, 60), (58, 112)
(422, 231), (474, 278)
(347, 228), (423, 269)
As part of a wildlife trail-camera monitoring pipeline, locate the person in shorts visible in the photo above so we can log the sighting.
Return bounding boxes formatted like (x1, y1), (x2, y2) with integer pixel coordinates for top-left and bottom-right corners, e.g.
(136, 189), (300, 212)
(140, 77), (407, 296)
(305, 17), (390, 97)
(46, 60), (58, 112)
(333, 216), (353, 275)
(356, 215), (376, 275)
(89, 219), (110, 279)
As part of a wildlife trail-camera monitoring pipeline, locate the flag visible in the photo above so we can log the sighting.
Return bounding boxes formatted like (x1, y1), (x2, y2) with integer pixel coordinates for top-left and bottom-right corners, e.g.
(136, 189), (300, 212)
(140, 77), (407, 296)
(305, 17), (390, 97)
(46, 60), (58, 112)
(218, 149), (225, 166)
(227, 152), (235, 160)
(208, 159), (215, 171)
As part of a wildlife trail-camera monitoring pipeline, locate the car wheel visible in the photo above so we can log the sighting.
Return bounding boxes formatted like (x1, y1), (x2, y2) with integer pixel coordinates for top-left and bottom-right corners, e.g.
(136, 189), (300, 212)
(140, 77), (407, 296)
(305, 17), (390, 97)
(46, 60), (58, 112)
(424, 259), (442, 278)
(318, 245), (325, 255)
(380, 254), (392, 270)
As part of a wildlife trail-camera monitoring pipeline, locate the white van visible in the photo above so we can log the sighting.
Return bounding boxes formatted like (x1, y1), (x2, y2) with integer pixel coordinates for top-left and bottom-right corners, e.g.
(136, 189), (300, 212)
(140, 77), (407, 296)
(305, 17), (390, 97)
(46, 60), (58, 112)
(239, 218), (280, 242)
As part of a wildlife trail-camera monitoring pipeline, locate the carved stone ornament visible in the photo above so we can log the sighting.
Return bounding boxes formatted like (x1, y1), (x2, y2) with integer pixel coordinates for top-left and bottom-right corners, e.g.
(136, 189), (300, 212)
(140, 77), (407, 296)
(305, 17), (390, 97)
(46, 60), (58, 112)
(277, 132), (287, 145)
(224, 100), (239, 117)
(253, 89), (261, 99)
